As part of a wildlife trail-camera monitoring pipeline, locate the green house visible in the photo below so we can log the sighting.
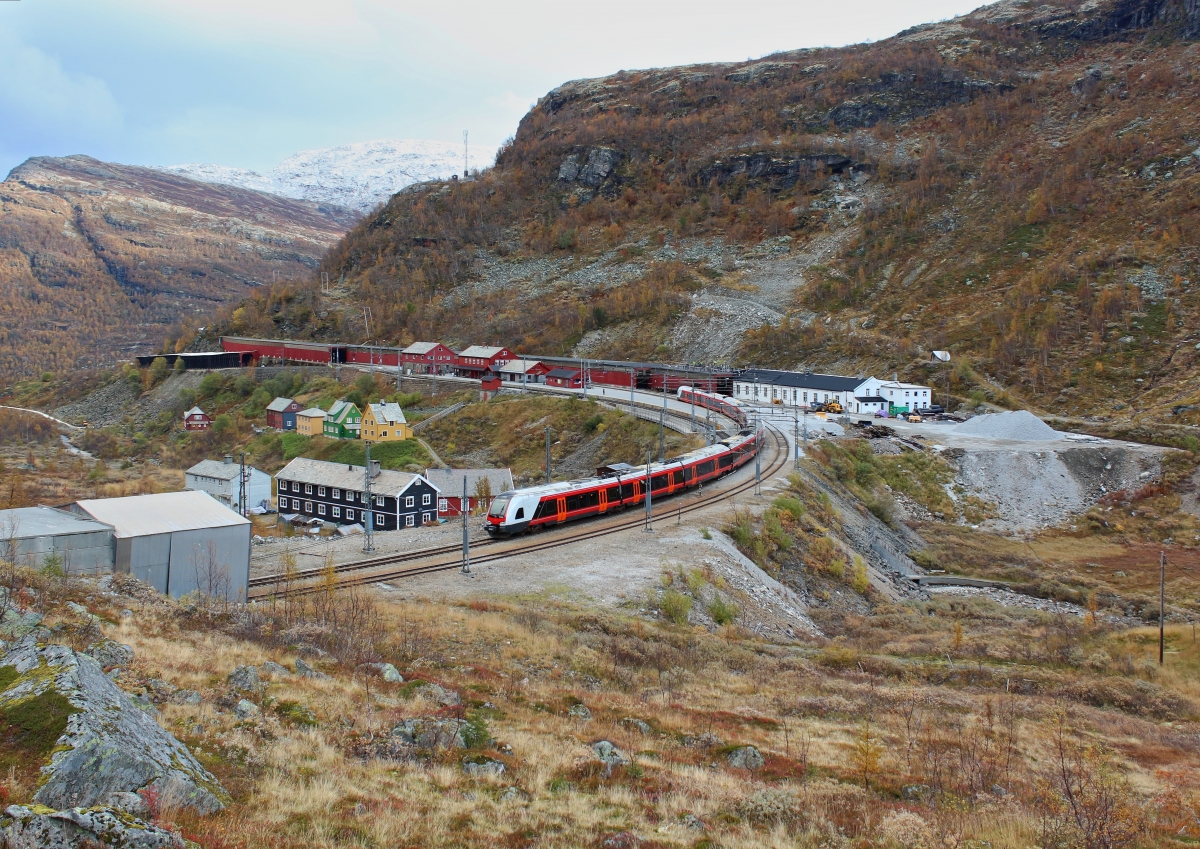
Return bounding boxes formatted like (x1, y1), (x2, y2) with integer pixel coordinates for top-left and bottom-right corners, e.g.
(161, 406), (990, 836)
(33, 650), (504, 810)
(322, 399), (362, 439)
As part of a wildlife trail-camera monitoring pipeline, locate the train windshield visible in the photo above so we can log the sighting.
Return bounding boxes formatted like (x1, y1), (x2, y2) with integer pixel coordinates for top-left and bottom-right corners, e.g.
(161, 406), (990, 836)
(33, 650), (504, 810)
(488, 496), (512, 518)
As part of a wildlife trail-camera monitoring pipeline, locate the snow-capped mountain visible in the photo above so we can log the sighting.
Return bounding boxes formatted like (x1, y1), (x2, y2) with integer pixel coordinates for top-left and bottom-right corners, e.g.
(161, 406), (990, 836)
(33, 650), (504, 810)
(160, 139), (490, 213)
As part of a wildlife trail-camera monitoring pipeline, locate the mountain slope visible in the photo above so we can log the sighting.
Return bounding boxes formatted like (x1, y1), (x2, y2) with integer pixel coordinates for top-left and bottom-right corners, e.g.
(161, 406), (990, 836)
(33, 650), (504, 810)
(219, 0), (1200, 429)
(0, 155), (357, 382)
(161, 138), (491, 213)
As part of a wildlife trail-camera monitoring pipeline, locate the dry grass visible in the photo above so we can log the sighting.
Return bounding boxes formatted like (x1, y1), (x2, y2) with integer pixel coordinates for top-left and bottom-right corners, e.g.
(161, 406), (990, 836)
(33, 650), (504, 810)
(3, 572), (1189, 849)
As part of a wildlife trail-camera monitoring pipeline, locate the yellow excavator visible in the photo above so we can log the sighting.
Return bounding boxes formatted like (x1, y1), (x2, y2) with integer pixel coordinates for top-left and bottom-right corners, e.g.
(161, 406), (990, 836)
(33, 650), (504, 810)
(811, 400), (844, 415)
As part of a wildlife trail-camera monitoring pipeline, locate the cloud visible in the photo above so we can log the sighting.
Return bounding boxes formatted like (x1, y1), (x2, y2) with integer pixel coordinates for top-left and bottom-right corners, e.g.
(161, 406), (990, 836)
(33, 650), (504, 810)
(0, 29), (122, 152)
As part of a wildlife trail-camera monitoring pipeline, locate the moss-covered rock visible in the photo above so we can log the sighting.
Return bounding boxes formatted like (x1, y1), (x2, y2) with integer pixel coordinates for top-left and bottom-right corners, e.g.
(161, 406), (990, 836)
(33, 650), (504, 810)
(0, 635), (228, 815)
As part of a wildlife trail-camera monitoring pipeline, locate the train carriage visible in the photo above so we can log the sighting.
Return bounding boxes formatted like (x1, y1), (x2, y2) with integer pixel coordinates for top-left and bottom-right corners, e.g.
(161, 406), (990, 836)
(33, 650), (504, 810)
(676, 386), (748, 428)
(486, 429), (760, 536)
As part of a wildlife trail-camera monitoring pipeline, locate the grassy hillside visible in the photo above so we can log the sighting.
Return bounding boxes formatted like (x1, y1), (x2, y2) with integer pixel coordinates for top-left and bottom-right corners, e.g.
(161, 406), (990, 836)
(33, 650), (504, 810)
(210, 0), (1200, 431)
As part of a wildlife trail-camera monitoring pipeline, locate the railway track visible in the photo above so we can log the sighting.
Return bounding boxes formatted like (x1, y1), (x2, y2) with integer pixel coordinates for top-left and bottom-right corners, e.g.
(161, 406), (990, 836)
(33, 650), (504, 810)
(249, 425), (788, 599)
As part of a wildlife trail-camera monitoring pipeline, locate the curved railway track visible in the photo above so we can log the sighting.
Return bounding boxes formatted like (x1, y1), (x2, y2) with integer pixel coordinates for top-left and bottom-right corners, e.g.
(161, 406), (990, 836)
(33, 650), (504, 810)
(249, 425), (788, 599)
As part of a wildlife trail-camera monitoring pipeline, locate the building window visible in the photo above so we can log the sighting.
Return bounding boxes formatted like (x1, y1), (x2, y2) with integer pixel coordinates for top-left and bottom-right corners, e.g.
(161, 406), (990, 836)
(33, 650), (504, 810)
(317, 503), (326, 516)
(361, 492), (367, 503)
(346, 509), (354, 521)
(439, 498), (448, 512)
(405, 515), (415, 528)
(422, 512), (431, 524)
(346, 490), (356, 501)
(376, 513), (385, 527)
(304, 501), (312, 512)
(405, 496), (414, 508)
(305, 484), (312, 495)
(332, 506), (341, 518)
(376, 495), (385, 507)
(332, 488), (340, 499)
(422, 494), (431, 506)
(289, 498), (297, 510)
(318, 486), (326, 497)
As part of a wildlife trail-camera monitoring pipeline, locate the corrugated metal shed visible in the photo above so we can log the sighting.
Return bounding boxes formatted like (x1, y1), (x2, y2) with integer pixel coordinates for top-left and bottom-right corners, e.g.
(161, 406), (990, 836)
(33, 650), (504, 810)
(0, 506), (112, 538)
(73, 491), (249, 538)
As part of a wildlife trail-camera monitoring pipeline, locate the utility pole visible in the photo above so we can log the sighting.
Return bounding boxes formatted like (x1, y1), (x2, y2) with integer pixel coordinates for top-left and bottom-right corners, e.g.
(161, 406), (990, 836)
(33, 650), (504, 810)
(659, 375), (667, 463)
(545, 427), (552, 484)
(793, 410), (800, 470)
(463, 130), (469, 178)
(461, 476), (470, 574)
(363, 442), (375, 553)
(644, 450), (653, 532)
(689, 383), (695, 430)
(239, 452), (248, 517)
(1160, 550), (1166, 665)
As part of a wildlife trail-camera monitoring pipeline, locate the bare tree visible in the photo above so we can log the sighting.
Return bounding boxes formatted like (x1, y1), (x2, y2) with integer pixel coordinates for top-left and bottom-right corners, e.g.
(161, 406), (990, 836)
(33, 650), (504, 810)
(190, 539), (232, 615)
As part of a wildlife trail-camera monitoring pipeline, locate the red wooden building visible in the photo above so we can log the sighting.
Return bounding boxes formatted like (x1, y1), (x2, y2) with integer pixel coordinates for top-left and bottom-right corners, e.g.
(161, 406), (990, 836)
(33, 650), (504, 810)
(424, 467), (515, 517)
(266, 397), (303, 431)
(183, 406), (212, 431)
(546, 367), (583, 388)
(455, 345), (515, 377)
(400, 341), (458, 374)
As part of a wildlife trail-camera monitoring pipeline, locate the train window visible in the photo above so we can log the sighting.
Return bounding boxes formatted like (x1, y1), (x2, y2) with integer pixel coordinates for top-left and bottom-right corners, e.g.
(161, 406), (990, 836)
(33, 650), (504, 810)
(698, 461), (714, 475)
(515, 508), (525, 520)
(651, 474), (667, 491)
(488, 496), (511, 518)
(673, 470), (685, 485)
(719, 455), (733, 468)
(620, 482), (636, 499)
(535, 500), (556, 519)
(566, 494), (583, 512)
(581, 490), (599, 508)
(606, 486), (620, 502)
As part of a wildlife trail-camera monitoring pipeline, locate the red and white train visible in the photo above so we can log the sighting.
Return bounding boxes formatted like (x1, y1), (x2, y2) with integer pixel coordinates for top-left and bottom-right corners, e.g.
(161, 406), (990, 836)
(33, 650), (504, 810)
(677, 386), (748, 428)
(485, 429), (760, 536)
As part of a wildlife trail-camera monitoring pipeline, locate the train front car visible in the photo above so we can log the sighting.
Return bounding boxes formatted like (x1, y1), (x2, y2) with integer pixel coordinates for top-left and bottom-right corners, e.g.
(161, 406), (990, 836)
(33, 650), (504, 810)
(485, 491), (541, 536)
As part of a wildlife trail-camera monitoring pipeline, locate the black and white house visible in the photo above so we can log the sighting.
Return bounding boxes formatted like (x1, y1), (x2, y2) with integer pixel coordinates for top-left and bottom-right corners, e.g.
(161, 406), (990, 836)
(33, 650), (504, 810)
(274, 457), (441, 531)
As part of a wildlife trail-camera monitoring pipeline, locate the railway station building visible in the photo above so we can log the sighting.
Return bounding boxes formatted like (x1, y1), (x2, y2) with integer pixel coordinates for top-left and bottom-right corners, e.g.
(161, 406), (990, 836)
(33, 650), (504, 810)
(275, 457), (441, 531)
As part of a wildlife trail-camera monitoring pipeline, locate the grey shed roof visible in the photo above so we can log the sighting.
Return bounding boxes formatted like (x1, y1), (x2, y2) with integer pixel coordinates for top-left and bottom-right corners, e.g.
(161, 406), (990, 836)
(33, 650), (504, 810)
(423, 467), (514, 497)
(266, 397), (295, 412)
(0, 506), (112, 538)
(275, 457), (440, 495)
(73, 491), (249, 538)
(402, 342), (444, 354)
(458, 345), (508, 359)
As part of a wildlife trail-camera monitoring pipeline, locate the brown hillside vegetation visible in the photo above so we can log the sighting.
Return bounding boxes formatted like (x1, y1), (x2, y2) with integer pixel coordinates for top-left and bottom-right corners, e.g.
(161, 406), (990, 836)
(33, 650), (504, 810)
(215, 0), (1200, 429)
(0, 156), (357, 383)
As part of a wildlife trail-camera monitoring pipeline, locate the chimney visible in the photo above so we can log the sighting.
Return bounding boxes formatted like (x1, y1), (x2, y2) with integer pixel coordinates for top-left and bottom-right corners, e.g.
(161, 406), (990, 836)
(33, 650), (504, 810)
(369, 460), (381, 478)
(223, 455), (233, 464)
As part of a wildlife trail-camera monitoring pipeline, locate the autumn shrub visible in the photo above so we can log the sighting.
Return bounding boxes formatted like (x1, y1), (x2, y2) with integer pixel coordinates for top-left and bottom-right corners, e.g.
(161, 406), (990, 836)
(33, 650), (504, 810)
(660, 589), (692, 625)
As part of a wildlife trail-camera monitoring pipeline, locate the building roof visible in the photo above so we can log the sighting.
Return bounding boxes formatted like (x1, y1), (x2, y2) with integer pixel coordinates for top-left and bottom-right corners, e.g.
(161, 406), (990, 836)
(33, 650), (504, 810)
(73, 491), (249, 538)
(186, 458), (264, 481)
(401, 341), (447, 355)
(297, 407), (327, 419)
(855, 396), (887, 403)
(498, 359), (543, 375)
(275, 457), (439, 495)
(458, 345), (508, 359)
(327, 399), (359, 423)
(0, 506), (112, 538)
(546, 367), (580, 379)
(876, 380), (931, 391)
(183, 406), (207, 418)
(423, 467), (514, 497)
(736, 369), (866, 393)
(266, 397), (296, 412)
(368, 402), (406, 426)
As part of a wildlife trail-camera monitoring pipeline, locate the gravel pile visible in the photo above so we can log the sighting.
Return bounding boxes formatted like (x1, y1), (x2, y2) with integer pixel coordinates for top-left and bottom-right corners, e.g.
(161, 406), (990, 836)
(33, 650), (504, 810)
(954, 410), (1062, 441)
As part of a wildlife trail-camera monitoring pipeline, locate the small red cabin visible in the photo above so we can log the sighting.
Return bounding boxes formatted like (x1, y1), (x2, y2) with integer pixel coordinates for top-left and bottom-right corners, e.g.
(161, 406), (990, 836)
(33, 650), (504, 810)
(183, 406), (212, 431)
(546, 367), (582, 388)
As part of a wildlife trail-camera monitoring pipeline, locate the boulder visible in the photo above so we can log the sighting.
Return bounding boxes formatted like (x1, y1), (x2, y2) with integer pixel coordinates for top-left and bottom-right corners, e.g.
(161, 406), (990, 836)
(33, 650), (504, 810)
(85, 639), (134, 669)
(621, 717), (651, 735)
(226, 665), (262, 694)
(0, 804), (196, 849)
(726, 745), (765, 770)
(0, 607), (42, 639)
(259, 661), (290, 678)
(568, 703), (592, 721)
(462, 757), (505, 778)
(234, 699), (261, 720)
(416, 682), (459, 706)
(381, 663), (403, 683)
(592, 740), (629, 767)
(295, 658), (330, 680)
(0, 635), (228, 814)
(391, 717), (470, 750)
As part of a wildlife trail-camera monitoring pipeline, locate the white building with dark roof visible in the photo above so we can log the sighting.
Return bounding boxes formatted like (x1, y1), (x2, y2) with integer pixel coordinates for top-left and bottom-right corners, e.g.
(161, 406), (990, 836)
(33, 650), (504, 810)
(275, 457), (441, 531)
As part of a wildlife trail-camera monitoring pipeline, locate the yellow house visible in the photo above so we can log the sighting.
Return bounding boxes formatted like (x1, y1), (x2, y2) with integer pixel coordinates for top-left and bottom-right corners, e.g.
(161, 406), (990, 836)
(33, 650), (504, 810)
(296, 407), (327, 436)
(361, 402), (412, 441)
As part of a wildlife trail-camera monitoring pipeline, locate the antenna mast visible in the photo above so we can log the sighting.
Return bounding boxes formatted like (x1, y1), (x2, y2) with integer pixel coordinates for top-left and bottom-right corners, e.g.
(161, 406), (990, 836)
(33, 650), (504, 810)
(463, 130), (469, 178)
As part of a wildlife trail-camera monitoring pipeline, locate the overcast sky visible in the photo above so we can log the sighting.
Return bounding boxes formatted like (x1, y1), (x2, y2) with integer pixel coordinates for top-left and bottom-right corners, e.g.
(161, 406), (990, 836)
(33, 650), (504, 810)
(1, 0), (988, 178)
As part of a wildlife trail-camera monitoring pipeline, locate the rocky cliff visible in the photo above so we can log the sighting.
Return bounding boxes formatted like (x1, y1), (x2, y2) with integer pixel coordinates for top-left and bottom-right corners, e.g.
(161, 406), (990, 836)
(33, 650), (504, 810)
(0, 156), (357, 384)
